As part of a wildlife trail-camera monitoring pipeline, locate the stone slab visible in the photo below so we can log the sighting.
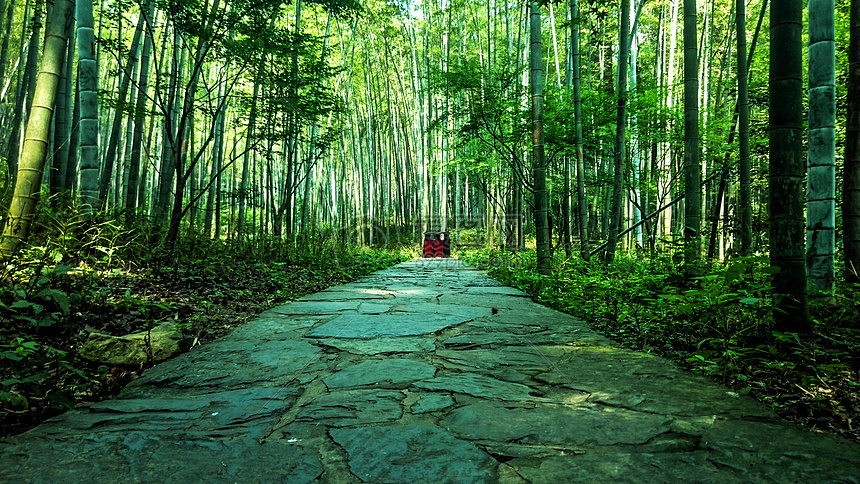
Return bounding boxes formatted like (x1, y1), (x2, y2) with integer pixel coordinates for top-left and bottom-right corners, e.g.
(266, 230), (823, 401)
(441, 402), (672, 446)
(330, 424), (496, 483)
(533, 345), (773, 417)
(270, 301), (360, 315)
(0, 433), (323, 483)
(464, 286), (530, 296)
(128, 339), (323, 389)
(389, 303), (490, 318)
(700, 419), (860, 481)
(228, 313), (327, 339)
(435, 346), (568, 373)
(315, 337), (435, 355)
(509, 452), (737, 483)
(307, 313), (477, 338)
(413, 373), (540, 401)
(437, 292), (537, 310)
(26, 387), (297, 438)
(357, 302), (391, 314)
(299, 290), (391, 301)
(411, 394), (455, 414)
(296, 389), (404, 427)
(323, 358), (436, 389)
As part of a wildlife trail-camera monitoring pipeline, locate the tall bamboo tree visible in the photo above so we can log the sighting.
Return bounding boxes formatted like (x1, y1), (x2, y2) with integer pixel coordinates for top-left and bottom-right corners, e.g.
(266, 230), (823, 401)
(0, 0), (74, 258)
(531, 0), (550, 274)
(100, 10), (146, 208)
(806, 0), (836, 292)
(737, 0), (752, 256)
(125, 0), (155, 211)
(5, 1), (42, 185)
(605, 0), (632, 263)
(845, 0), (860, 283)
(77, 0), (101, 218)
(571, 0), (589, 260)
(683, 0), (701, 268)
(770, 0), (810, 331)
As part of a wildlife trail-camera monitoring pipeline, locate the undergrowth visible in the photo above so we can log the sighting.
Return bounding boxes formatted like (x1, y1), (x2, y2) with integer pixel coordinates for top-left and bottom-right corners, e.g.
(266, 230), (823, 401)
(461, 247), (860, 444)
(1, 204), (408, 437)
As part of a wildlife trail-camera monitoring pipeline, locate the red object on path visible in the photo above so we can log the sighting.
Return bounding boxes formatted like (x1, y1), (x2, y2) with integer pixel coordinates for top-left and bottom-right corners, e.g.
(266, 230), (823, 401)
(433, 237), (443, 257)
(423, 232), (434, 258)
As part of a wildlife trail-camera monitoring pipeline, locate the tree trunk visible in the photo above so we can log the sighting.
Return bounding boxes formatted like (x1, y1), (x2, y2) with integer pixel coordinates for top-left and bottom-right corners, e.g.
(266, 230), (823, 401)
(571, 0), (590, 260)
(806, 0), (836, 292)
(99, 11), (145, 208)
(77, 0), (100, 218)
(845, 0), (860, 283)
(0, 0), (15, 97)
(125, 1), (154, 211)
(605, 0), (631, 264)
(5, 0), (42, 186)
(683, 0), (701, 268)
(738, 0), (752, 256)
(770, 0), (810, 331)
(238, 76), (260, 238)
(530, 1), (550, 274)
(50, 9), (75, 197)
(0, 0), (73, 258)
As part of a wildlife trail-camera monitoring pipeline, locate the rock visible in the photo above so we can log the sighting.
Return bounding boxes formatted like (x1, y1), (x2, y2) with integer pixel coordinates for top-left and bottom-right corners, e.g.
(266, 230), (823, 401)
(411, 394), (455, 414)
(30, 386), (298, 439)
(435, 346), (562, 373)
(323, 359), (436, 389)
(299, 288), (391, 301)
(329, 424), (496, 483)
(532, 345), (773, 417)
(227, 313), (326, 340)
(0, 432), (323, 483)
(464, 286), (530, 296)
(307, 312), (480, 339)
(389, 303), (490, 318)
(270, 301), (360, 315)
(701, 419), (860, 482)
(441, 402), (672, 446)
(78, 322), (183, 365)
(413, 373), (540, 401)
(126, 339), (324, 390)
(296, 389), (404, 427)
(315, 337), (435, 355)
(508, 452), (736, 483)
(357, 302), (391, 314)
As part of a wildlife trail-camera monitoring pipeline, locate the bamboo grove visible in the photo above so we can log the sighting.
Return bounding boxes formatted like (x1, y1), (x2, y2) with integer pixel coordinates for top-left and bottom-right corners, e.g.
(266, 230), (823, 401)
(0, 0), (858, 329)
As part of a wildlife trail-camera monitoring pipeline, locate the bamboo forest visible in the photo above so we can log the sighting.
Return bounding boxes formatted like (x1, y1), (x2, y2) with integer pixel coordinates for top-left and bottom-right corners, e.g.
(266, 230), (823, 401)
(0, 0), (858, 449)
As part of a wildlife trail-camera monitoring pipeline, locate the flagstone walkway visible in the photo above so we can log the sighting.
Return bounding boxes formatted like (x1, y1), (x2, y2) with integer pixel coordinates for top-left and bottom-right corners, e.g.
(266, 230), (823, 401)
(1, 258), (858, 483)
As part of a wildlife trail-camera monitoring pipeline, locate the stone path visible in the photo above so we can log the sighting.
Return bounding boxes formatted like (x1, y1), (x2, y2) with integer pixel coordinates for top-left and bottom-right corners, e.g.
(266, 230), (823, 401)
(2, 259), (859, 483)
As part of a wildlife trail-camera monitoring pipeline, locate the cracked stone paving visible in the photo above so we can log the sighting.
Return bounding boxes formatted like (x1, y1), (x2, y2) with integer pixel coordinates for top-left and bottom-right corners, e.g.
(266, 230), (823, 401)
(1, 259), (858, 482)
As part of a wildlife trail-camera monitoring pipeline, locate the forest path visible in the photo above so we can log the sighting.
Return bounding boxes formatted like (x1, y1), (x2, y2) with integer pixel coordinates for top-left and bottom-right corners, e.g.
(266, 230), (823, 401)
(1, 258), (858, 483)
